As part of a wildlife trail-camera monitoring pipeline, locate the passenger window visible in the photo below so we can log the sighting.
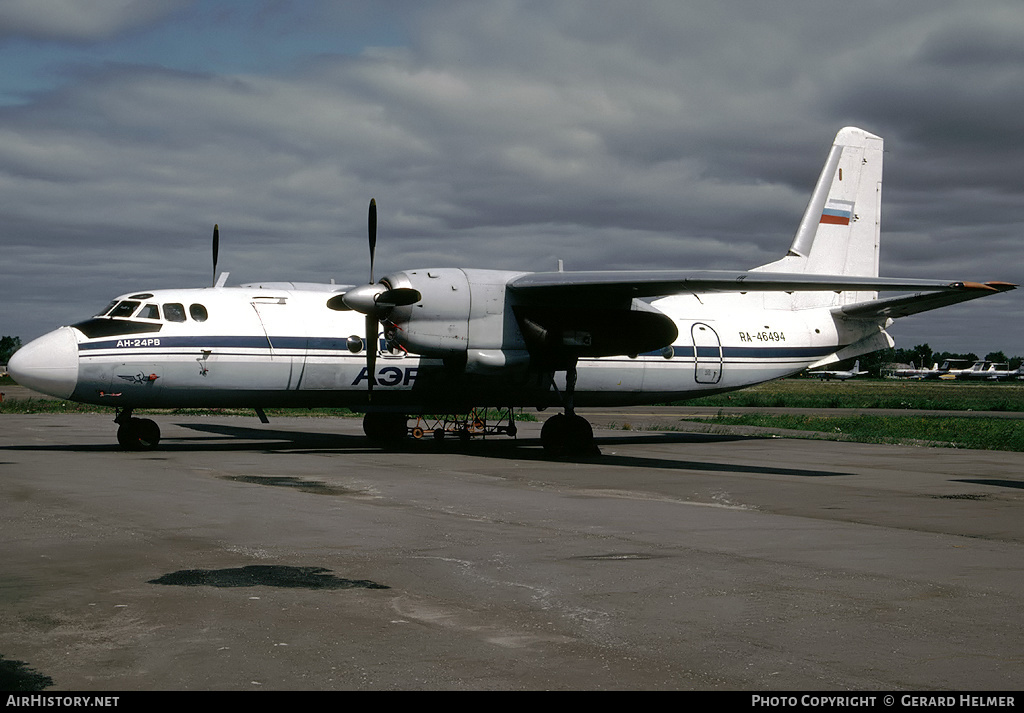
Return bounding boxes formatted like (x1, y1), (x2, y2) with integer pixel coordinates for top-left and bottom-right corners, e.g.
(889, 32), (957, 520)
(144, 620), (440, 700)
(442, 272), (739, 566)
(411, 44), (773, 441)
(139, 304), (160, 320)
(164, 303), (186, 322)
(109, 301), (140, 318)
(189, 304), (209, 322)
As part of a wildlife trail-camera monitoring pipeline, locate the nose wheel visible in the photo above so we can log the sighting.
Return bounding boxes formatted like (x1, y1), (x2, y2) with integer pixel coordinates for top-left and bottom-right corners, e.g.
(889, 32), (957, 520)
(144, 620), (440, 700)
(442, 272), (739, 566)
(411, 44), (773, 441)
(115, 409), (161, 450)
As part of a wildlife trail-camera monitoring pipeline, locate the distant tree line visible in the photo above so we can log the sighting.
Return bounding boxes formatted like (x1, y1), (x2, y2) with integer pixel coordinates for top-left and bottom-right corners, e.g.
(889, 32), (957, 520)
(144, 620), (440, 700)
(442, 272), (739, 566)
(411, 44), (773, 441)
(1, 336), (22, 365)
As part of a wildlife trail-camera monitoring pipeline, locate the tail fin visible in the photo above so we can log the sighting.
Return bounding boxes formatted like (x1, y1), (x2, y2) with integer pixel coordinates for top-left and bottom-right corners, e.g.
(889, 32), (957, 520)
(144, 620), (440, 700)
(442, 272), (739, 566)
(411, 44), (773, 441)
(755, 126), (883, 307)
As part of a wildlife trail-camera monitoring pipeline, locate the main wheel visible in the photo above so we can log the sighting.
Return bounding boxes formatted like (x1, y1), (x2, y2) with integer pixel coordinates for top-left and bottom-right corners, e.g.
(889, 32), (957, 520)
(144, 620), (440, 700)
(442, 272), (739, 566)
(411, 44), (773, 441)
(362, 412), (408, 442)
(541, 413), (598, 457)
(541, 413), (569, 455)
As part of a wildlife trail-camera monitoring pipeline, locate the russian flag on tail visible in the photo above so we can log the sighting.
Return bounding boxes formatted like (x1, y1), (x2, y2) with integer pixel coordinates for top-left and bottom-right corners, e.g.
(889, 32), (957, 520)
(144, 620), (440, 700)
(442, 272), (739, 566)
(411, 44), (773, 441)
(820, 199), (854, 225)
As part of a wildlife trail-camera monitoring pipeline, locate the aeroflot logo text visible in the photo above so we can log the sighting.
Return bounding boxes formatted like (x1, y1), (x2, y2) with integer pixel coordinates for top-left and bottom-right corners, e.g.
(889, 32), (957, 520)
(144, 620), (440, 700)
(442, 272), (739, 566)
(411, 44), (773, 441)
(352, 366), (418, 387)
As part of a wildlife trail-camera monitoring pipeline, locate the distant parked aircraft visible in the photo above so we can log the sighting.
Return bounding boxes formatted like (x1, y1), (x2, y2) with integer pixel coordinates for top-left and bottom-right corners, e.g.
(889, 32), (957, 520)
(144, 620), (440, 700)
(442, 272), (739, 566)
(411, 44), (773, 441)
(808, 360), (868, 380)
(954, 362), (1024, 381)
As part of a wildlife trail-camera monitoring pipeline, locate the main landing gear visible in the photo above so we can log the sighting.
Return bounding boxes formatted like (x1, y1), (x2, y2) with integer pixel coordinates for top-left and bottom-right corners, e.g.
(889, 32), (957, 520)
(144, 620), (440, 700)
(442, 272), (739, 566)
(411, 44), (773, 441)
(540, 360), (600, 458)
(362, 411), (409, 442)
(362, 408), (521, 443)
(115, 408), (161, 450)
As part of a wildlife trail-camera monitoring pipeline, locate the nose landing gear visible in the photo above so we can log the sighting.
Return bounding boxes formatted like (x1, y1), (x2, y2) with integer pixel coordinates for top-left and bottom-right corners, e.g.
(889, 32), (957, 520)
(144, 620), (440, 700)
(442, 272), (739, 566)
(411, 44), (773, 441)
(115, 408), (161, 450)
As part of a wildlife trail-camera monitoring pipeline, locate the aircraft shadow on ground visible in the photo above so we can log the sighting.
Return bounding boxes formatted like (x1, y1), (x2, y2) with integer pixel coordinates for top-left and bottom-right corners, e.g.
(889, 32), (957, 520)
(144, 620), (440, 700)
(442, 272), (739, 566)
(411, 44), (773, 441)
(177, 421), (853, 478)
(951, 478), (1024, 491)
(0, 420), (852, 478)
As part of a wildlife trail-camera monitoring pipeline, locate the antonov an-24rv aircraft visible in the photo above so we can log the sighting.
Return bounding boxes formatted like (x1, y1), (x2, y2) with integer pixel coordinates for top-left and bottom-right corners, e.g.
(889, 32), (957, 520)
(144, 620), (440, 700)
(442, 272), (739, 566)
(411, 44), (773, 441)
(8, 127), (1015, 454)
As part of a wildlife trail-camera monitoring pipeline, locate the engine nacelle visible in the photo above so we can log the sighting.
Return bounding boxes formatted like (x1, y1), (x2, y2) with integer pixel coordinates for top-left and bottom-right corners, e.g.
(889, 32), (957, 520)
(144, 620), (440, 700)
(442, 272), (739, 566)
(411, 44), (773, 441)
(383, 268), (530, 365)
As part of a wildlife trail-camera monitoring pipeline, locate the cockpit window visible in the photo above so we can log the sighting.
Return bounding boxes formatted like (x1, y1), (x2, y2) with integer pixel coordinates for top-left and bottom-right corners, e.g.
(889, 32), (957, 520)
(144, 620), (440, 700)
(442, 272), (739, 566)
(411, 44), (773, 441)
(189, 304), (209, 322)
(108, 300), (140, 319)
(95, 301), (119, 317)
(164, 303), (186, 322)
(138, 304), (160, 320)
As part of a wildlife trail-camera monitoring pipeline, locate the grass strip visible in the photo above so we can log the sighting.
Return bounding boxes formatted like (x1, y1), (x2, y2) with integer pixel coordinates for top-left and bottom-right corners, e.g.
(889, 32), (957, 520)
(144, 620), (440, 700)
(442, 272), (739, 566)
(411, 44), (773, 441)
(679, 379), (1024, 412)
(681, 413), (1024, 452)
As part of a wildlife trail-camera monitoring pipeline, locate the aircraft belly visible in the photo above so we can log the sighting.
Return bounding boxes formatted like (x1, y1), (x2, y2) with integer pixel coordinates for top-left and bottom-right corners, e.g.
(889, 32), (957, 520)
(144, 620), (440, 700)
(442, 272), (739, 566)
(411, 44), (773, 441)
(75, 349), (303, 407)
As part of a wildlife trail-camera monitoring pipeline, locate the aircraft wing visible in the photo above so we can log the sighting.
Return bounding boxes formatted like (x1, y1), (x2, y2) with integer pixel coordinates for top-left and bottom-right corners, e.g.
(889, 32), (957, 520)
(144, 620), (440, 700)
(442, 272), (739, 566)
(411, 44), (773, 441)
(836, 282), (1017, 320)
(508, 270), (1014, 299)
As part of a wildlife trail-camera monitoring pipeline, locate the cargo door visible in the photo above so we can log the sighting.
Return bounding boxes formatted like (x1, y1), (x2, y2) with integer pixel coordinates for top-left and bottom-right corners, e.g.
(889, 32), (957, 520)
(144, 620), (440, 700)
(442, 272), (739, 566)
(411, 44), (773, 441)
(692, 322), (722, 384)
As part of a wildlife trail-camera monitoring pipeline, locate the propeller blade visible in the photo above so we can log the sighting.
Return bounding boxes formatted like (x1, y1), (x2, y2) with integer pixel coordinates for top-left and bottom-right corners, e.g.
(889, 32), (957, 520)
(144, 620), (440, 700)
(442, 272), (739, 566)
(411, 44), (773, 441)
(326, 294), (351, 311)
(365, 199), (379, 401)
(365, 314), (377, 399)
(212, 224), (220, 287)
(368, 198), (377, 284)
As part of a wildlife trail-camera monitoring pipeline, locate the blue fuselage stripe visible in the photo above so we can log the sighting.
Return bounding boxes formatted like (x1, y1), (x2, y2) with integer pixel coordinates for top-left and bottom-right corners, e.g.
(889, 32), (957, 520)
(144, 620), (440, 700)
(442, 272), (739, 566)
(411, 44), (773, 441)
(639, 345), (837, 359)
(80, 337), (840, 361)
(78, 336), (350, 351)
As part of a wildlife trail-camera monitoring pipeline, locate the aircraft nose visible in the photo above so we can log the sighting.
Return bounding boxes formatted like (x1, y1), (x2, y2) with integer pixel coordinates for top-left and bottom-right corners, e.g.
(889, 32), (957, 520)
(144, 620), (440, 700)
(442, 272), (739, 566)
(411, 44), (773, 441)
(7, 327), (79, 399)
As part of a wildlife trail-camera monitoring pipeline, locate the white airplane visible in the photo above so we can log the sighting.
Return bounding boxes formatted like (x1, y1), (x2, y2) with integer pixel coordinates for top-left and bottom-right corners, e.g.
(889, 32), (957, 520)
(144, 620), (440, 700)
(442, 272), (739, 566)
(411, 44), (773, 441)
(890, 358), (997, 380)
(934, 359), (983, 380)
(954, 361), (1024, 381)
(8, 127), (1015, 455)
(889, 360), (964, 380)
(890, 361), (930, 379)
(808, 360), (868, 380)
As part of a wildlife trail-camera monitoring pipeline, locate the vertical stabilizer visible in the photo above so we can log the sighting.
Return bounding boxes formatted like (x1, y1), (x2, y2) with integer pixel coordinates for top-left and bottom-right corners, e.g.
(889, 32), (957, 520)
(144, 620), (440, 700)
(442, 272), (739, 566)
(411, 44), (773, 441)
(755, 127), (883, 307)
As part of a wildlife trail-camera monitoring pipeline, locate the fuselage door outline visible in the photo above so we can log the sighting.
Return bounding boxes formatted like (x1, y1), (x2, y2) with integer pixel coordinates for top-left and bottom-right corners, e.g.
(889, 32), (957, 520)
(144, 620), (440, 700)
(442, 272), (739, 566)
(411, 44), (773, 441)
(692, 322), (722, 384)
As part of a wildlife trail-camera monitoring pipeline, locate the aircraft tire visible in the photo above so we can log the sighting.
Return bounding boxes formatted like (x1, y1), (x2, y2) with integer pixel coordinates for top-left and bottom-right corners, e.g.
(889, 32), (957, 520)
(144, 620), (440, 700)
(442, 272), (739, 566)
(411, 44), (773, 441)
(541, 413), (598, 457)
(117, 417), (161, 451)
(541, 413), (567, 454)
(362, 412), (408, 442)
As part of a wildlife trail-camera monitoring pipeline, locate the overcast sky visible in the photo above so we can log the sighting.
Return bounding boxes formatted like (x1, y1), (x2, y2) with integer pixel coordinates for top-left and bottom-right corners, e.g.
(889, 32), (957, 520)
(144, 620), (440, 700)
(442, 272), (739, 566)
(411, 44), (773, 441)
(1, 0), (1021, 357)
